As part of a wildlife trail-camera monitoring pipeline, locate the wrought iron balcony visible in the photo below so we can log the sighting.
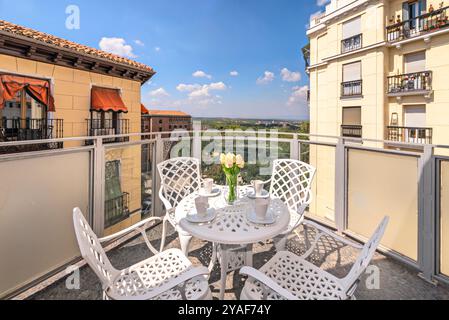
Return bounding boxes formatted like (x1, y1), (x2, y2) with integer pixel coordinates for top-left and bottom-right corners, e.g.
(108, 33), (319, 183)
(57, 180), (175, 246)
(387, 6), (449, 42)
(0, 118), (63, 153)
(105, 192), (130, 228)
(387, 126), (432, 145)
(341, 34), (362, 53)
(387, 71), (432, 96)
(341, 125), (362, 138)
(86, 118), (130, 144)
(341, 80), (362, 97)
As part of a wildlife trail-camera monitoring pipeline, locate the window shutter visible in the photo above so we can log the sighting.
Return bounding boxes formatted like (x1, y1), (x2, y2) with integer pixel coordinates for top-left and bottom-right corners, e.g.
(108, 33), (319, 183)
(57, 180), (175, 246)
(342, 16), (361, 39)
(343, 62), (361, 82)
(404, 106), (426, 127)
(343, 107), (361, 125)
(405, 51), (426, 73)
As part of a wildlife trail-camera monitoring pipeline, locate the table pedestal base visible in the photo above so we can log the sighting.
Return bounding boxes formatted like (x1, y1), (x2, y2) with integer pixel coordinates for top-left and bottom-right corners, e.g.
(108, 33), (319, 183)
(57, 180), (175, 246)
(209, 243), (253, 300)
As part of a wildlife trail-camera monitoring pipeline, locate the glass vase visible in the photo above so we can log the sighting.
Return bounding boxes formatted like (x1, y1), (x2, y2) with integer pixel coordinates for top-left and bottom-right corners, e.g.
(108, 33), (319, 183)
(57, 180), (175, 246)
(225, 173), (238, 205)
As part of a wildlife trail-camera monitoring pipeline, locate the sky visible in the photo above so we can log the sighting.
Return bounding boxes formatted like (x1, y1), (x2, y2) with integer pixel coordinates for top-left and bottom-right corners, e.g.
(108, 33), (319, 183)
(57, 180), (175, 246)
(0, 0), (329, 120)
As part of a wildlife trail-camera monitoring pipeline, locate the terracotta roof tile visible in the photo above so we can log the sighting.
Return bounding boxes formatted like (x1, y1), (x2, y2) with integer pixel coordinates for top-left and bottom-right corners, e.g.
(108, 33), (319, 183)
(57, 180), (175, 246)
(0, 20), (154, 73)
(146, 110), (191, 117)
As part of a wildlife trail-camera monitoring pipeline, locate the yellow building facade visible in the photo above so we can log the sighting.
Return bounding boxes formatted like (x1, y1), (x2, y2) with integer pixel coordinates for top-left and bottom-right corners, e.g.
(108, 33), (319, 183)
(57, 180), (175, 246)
(307, 0), (449, 264)
(0, 20), (155, 235)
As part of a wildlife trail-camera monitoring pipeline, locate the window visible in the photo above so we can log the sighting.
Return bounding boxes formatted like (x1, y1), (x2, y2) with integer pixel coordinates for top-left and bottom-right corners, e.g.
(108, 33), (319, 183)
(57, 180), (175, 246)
(403, 1), (426, 30)
(343, 107), (362, 126)
(342, 16), (362, 53)
(342, 107), (362, 138)
(342, 62), (362, 96)
(159, 119), (163, 124)
(104, 160), (129, 228)
(405, 51), (426, 73)
(343, 61), (361, 82)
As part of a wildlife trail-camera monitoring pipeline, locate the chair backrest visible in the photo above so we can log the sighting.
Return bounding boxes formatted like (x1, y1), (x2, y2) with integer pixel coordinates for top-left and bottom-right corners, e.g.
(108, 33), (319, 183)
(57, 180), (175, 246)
(157, 157), (202, 209)
(72, 208), (117, 290)
(342, 217), (389, 292)
(269, 159), (316, 214)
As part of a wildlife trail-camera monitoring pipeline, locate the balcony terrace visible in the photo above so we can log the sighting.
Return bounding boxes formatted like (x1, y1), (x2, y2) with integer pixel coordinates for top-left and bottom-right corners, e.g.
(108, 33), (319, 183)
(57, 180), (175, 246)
(1, 130), (449, 300)
(387, 5), (449, 43)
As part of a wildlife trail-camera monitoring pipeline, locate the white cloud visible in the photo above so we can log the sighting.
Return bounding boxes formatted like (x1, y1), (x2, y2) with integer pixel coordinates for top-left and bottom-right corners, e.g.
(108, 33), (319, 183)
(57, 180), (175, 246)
(257, 71), (275, 85)
(176, 81), (227, 106)
(317, 0), (329, 6)
(149, 87), (169, 97)
(176, 84), (202, 92)
(134, 39), (144, 46)
(99, 37), (136, 58)
(154, 47), (161, 52)
(230, 71), (239, 77)
(192, 70), (212, 79)
(281, 68), (301, 82)
(287, 85), (309, 106)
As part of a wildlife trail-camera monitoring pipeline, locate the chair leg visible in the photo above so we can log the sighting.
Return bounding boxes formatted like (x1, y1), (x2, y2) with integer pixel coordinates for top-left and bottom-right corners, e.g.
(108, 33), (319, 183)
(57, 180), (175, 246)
(274, 235), (288, 252)
(179, 231), (193, 257)
(160, 216), (169, 252)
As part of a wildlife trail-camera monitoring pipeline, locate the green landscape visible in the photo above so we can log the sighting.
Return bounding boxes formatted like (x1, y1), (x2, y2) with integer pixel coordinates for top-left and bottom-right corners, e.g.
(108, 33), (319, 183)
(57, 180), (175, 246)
(194, 118), (310, 185)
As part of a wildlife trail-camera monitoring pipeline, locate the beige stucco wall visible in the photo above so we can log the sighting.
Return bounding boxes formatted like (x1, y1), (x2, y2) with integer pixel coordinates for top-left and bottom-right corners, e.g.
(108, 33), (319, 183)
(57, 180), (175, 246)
(309, 0), (449, 258)
(0, 54), (144, 233)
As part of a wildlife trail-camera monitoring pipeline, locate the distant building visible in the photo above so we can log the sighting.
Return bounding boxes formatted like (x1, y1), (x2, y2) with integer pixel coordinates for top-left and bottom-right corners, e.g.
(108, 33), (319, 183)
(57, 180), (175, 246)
(141, 107), (192, 138)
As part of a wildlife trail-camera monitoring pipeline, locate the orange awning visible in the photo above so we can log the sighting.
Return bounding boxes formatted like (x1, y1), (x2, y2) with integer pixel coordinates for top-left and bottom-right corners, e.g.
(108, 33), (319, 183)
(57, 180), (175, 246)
(141, 103), (149, 114)
(91, 86), (127, 113)
(0, 74), (55, 111)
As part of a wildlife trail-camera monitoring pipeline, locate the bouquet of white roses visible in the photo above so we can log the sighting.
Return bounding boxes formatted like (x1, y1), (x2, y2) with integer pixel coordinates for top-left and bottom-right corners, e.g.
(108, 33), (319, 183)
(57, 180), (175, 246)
(220, 153), (245, 204)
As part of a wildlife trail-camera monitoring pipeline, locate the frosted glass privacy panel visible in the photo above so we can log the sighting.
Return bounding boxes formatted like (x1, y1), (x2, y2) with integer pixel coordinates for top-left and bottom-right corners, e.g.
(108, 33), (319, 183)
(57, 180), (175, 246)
(0, 151), (90, 298)
(347, 149), (419, 261)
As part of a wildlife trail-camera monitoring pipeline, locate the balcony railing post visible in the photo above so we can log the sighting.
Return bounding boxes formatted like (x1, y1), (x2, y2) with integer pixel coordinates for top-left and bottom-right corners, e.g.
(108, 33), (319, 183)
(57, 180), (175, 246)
(418, 144), (437, 283)
(92, 137), (105, 236)
(335, 138), (346, 232)
(290, 134), (299, 160)
(153, 133), (165, 217)
(192, 121), (202, 161)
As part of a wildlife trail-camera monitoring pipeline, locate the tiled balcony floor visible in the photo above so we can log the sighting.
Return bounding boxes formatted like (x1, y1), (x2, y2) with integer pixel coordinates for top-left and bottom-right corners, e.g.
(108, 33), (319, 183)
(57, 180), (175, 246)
(29, 223), (449, 300)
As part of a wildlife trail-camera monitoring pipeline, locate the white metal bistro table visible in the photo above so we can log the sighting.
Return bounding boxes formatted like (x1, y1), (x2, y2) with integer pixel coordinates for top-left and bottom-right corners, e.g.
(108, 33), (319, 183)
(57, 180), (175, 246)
(177, 185), (290, 300)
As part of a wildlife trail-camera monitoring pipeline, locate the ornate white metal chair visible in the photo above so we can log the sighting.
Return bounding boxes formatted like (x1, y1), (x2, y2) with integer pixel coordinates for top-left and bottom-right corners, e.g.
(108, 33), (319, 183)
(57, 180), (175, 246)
(264, 159), (316, 251)
(240, 217), (389, 300)
(157, 157), (202, 255)
(73, 208), (211, 300)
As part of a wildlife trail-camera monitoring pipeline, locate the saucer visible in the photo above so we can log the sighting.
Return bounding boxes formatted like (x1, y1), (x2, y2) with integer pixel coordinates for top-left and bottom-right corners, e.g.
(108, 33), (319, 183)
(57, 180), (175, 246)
(185, 208), (217, 224)
(199, 188), (221, 198)
(247, 190), (270, 199)
(246, 210), (276, 225)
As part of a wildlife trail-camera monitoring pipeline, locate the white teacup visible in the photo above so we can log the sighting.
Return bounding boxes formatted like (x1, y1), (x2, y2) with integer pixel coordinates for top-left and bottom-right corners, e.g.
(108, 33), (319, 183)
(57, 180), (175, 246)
(203, 178), (214, 194)
(255, 198), (270, 220)
(195, 196), (209, 217)
(251, 180), (265, 197)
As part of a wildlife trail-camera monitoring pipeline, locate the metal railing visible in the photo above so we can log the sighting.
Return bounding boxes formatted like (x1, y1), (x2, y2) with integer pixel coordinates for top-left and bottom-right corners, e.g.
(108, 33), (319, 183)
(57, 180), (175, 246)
(387, 6), (449, 42)
(0, 118), (63, 153)
(341, 34), (362, 53)
(341, 125), (362, 138)
(105, 192), (130, 228)
(1, 129), (449, 298)
(86, 118), (130, 144)
(387, 71), (432, 94)
(387, 126), (433, 144)
(341, 80), (362, 97)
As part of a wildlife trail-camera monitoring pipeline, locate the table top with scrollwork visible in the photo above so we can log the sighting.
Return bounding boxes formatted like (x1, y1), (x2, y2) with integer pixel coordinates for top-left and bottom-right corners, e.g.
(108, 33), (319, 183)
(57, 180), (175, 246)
(176, 185), (290, 245)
